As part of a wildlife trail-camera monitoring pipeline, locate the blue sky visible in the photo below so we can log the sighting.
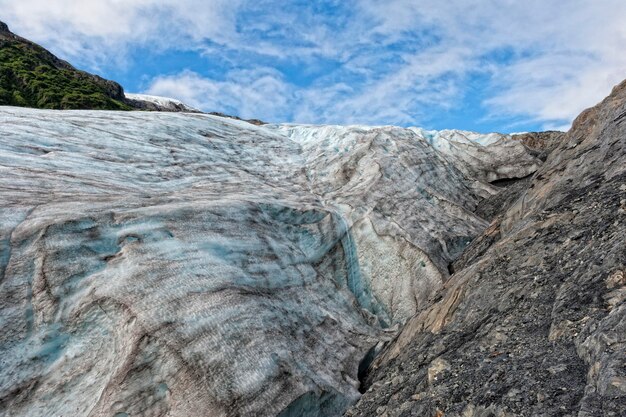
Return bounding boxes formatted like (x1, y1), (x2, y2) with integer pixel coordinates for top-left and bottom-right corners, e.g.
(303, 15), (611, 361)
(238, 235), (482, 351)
(2, 0), (626, 132)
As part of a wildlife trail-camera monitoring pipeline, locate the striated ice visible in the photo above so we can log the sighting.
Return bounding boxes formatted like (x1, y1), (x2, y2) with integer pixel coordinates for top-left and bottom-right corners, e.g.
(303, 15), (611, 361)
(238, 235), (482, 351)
(0, 108), (541, 417)
(410, 127), (541, 183)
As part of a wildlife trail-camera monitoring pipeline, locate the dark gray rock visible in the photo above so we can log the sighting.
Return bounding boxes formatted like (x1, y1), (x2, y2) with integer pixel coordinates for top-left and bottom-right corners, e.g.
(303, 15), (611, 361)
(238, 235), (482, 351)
(512, 131), (566, 161)
(348, 81), (626, 416)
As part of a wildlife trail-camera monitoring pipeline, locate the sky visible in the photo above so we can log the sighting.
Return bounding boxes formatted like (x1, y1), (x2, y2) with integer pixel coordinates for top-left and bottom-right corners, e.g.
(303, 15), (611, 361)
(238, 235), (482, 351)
(2, 0), (626, 132)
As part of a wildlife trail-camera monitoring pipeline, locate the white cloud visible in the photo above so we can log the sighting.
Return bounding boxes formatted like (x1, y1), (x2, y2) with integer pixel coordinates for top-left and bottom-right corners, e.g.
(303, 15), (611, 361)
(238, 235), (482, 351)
(291, 46), (472, 126)
(144, 69), (293, 122)
(2, 0), (626, 130)
(355, 0), (626, 129)
(0, 0), (242, 67)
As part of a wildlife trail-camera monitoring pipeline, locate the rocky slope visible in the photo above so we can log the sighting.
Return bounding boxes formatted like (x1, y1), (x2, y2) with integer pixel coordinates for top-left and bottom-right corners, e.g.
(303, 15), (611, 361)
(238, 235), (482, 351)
(348, 83), (626, 416)
(0, 104), (542, 417)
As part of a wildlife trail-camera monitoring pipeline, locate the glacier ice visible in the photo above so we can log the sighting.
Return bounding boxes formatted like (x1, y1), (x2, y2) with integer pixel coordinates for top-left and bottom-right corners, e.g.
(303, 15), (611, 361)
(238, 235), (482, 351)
(0, 108), (541, 417)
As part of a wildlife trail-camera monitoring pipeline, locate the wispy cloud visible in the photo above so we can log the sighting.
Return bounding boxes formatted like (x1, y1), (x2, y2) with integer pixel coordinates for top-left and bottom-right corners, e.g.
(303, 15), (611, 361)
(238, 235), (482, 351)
(145, 69), (294, 122)
(0, 0), (242, 67)
(353, 0), (626, 129)
(2, 0), (626, 131)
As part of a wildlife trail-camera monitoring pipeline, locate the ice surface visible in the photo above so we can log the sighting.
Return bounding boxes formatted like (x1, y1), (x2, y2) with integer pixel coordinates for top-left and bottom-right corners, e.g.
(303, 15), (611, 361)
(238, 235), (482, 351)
(0, 108), (541, 417)
(409, 127), (541, 182)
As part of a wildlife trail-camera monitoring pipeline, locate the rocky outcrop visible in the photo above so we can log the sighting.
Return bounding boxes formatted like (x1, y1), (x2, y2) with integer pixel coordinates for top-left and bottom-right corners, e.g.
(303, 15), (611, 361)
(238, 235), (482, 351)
(0, 106), (542, 417)
(348, 82), (626, 416)
(512, 131), (566, 161)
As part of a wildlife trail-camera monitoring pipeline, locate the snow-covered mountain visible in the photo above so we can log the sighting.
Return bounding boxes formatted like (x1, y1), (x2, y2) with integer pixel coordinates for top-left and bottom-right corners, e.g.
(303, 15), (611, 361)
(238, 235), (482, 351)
(0, 107), (540, 417)
(124, 93), (201, 112)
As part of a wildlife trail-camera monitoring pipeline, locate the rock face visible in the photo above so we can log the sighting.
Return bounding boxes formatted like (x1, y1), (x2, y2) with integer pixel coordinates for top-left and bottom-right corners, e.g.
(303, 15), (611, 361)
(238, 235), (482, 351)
(0, 106), (542, 417)
(348, 83), (626, 416)
(512, 131), (565, 155)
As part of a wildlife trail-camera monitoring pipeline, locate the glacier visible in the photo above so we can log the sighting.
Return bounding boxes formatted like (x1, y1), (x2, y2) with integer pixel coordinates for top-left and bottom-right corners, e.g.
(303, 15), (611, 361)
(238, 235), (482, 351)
(0, 107), (541, 417)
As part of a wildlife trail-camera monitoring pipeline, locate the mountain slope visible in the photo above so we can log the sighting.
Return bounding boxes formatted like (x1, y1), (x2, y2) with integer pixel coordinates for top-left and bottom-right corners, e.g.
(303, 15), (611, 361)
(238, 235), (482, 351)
(0, 21), (220, 114)
(348, 82), (626, 416)
(0, 21), (132, 110)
